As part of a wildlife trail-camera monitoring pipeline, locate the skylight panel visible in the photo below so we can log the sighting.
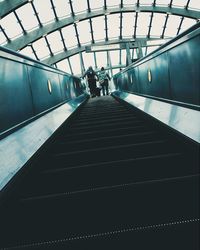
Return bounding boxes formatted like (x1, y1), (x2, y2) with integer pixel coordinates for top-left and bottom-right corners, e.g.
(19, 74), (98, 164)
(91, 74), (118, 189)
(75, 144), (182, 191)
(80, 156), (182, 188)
(47, 31), (63, 53)
(106, 0), (121, 7)
(146, 45), (159, 55)
(132, 48), (138, 59)
(20, 46), (36, 60)
(56, 60), (71, 73)
(33, 0), (55, 24)
(32, 37), (50, 59)
(69, 54), (82, 75)
(62, 25), (77, 49)
(123, 0), (137, 5)
(76, 20), (91, 45)
(122, 13), (135, 38)
(16, 3), (39, 31)
(0, 30), (7, 45)
(110, 50), (120, 65)
(120, 49), (127, 65)
(136, 13), (150, 36)
(82, 52), (95, 69)
(172, 0), (188, 8)
(107, 14), (120, 39)
(0, 13), (22, 39)
(188, 0), (200, 10)
(164, 15), (181, 37)
(180, 18), (197, 33)
(89, 0), (104, 10)
(139, 0), (154, 5)
(150, 14), (166, 37)
(53, 0), (71, 18)
(72, 0), (88, 14)
(95, 51), (108, 68)
(92, 16), (105, 42)
(156, 0), (170, 6)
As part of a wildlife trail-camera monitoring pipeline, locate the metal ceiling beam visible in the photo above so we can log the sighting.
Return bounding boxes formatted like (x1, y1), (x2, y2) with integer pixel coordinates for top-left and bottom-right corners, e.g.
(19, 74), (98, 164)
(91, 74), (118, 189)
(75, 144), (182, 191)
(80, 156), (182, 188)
(0, 0), (28, 19)
(1, 1), (199, 20)
(30, 1), (42, 27)
(13, 10), (26, 34)
(42, 46), (85, 65)
(177, 16), (184, 36)
(0, 25), (10, 41)
(119, 12), (123, 39)
(42, 37), (167, 65)
(4, 5), (200, 51)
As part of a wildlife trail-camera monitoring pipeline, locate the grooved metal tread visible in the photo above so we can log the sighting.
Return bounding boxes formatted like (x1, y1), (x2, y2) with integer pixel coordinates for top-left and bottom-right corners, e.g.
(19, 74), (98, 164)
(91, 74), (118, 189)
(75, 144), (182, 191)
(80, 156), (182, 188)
(0, 96), (199, 250)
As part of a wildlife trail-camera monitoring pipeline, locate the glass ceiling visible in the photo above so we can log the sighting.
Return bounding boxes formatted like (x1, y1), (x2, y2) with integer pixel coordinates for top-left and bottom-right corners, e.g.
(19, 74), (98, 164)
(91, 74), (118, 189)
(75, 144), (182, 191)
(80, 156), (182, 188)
(0, 0), (199, 76)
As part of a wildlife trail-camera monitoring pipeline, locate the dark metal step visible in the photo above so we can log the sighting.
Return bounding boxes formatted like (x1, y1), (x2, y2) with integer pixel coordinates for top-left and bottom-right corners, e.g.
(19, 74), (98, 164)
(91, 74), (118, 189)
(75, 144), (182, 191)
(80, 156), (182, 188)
(44, 140), (180, 170)
(1, 175), (199, 248)
(19, 153), (198, 199)
(62, 125), (151, 141)
(68, 119), (143, 132)
(52, 131), (167, 152)
(0, 96), (199, 250)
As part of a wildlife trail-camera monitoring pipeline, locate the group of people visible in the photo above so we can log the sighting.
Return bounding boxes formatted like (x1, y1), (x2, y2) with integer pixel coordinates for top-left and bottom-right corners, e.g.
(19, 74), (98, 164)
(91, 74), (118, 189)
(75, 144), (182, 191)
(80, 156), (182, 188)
(82, 66), (111, 97)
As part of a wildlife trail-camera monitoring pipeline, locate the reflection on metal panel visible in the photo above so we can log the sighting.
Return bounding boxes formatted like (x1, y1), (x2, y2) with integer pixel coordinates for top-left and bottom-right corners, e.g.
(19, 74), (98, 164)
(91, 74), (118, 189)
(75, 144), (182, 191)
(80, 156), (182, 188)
(0, 45), (86, 135)
(113, 23), (200, 106)
(0, 93), (88, 191)
(112, 91), (200, 143)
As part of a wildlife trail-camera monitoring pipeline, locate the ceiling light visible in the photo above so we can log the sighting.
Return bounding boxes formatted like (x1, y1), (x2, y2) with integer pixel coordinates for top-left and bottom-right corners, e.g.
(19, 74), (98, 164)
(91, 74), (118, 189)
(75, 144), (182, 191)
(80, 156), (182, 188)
(90, 44), (120, 52)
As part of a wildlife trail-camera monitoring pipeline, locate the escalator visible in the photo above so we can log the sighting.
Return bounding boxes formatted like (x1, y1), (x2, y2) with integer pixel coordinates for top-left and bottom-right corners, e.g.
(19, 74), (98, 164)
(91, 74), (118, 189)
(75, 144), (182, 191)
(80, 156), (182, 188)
(0, 96), (199, 250)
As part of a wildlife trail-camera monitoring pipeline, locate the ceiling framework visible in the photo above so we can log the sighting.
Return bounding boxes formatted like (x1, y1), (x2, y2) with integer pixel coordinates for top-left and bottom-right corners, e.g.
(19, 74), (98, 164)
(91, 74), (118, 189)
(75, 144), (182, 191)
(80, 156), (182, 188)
(42, 37), (165, 65)
(0, 0), (199, 76)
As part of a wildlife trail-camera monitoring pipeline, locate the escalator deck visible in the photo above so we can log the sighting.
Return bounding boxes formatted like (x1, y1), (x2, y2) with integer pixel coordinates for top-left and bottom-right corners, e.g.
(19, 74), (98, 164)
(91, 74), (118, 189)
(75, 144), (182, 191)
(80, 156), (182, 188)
(0, 96), (199, 250)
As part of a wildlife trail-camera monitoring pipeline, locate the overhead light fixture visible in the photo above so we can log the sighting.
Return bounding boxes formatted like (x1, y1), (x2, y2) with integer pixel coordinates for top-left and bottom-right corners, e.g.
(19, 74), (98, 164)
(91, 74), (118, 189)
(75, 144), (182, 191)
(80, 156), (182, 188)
(147, 39), (167, 46)
(90, 44), (120, 52)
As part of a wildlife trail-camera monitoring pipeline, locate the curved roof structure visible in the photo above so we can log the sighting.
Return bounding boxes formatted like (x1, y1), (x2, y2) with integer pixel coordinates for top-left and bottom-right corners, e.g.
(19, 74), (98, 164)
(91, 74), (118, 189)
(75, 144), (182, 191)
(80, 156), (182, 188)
(0, 0), (199, 76)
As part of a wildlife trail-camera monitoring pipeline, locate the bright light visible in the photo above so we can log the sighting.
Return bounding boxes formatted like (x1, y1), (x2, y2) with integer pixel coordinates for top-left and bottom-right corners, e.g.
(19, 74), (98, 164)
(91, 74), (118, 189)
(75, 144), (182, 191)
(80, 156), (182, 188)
(147, 39), (169, 46)
(91, 44), (120, 52)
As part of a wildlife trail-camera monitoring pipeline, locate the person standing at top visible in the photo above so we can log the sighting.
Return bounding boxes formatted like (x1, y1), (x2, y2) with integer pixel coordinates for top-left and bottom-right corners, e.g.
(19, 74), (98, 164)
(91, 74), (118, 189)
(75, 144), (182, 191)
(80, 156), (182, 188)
(98, 67), (111, 96)
(82, 66), (99, 97)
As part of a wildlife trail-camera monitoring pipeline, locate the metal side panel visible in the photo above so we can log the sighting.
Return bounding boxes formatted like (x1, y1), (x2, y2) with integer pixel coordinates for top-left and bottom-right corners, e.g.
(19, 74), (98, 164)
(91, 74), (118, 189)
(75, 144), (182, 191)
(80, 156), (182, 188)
(112, 91), (200, 143)
(0, 58), (34, 133)
(0, 93), (88, 191)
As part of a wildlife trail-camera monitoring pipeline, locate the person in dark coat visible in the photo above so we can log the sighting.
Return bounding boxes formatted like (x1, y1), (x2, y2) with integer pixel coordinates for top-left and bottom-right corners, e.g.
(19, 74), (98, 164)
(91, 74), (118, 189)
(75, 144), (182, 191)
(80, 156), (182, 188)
(82, 66), (99, 97)
(98, 67), (111, 96)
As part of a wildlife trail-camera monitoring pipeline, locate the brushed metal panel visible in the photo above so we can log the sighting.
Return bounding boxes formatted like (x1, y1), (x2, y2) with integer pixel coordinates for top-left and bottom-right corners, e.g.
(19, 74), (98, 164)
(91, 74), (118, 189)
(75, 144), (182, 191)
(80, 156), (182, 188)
(0, 58), (33, 133)
(137, 53), (171, 99)
(169, 36), (200, 105)
(58, 74), (71, 101)
(27, 66), (63, 114)
(0, 93), (88, 191)
(113, 91), (200, 143)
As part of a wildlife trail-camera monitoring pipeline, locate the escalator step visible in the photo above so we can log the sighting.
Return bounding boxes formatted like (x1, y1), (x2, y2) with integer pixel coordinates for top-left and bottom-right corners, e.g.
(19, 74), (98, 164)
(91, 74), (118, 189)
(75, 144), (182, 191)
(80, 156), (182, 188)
(0, 96), (199, 250)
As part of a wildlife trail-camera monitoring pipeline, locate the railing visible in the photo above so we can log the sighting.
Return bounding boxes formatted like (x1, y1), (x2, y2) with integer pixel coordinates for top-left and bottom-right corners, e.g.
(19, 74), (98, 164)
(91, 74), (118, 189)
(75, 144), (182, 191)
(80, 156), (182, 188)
(113, 23), (200, 106)
(0, 45), (87, 137)
(112, 23), (200, 143)
(0, 46), (89, 192)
